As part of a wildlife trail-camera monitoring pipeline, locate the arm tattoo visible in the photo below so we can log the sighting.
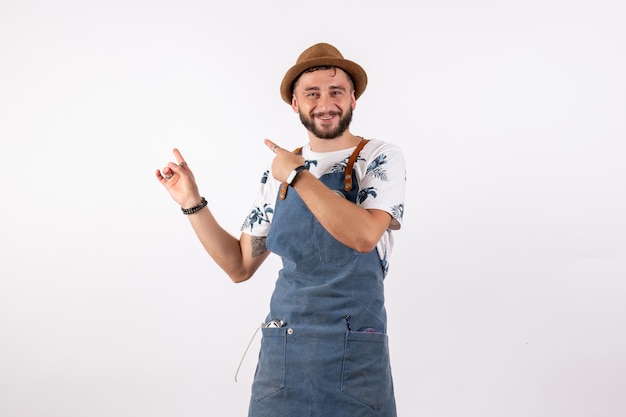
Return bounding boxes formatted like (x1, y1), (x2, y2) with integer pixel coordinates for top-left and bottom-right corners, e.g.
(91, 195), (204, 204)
(251, 236), (268, 258)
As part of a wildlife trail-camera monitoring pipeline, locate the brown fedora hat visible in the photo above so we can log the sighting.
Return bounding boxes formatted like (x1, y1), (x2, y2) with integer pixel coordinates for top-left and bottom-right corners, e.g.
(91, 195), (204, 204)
(280, 42), (368, 104)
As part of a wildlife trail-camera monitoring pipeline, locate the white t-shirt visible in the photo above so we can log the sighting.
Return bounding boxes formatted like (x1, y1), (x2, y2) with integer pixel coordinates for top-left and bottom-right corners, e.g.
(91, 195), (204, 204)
(241, 139), (406, 272)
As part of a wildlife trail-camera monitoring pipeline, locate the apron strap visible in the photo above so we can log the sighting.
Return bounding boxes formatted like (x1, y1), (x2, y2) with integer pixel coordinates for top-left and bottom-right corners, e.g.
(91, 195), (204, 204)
(343, 138), (369, 191)
(278, 139), (370, 200)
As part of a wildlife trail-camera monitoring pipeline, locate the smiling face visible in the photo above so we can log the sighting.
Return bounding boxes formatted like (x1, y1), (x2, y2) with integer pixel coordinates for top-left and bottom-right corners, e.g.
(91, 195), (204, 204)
(291, 67), (357, 140)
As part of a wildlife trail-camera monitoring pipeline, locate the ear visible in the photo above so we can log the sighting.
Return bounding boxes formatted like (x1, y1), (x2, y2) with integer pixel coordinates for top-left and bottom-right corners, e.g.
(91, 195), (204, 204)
(291, 95), (299, 113)
(351, 90), (357, 110)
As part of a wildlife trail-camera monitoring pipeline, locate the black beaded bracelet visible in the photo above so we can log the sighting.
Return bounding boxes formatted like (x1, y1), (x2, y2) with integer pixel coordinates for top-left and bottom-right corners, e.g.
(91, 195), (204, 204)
(181, 197), (208, 215)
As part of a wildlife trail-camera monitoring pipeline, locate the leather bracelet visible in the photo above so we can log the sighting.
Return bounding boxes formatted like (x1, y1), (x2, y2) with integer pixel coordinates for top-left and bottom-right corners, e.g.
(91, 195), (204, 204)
(181, 197), (207, 215)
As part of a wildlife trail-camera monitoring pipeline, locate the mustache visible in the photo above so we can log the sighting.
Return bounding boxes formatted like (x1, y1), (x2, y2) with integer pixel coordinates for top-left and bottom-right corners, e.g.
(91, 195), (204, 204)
(311, 110), (342, 118)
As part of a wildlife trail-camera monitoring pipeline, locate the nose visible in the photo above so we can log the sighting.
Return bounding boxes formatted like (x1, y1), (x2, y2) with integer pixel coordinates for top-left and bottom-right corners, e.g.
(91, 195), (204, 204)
(316, 92), (335, 111)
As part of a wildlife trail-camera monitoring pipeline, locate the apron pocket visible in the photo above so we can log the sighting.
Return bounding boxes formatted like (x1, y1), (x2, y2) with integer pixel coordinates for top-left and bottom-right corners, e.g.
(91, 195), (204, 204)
(341, 331), (392, 409)
(251, 327), (286, 401)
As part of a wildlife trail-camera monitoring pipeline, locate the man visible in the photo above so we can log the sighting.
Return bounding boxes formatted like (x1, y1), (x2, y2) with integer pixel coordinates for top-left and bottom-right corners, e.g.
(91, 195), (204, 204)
(157, 42), (405, 417)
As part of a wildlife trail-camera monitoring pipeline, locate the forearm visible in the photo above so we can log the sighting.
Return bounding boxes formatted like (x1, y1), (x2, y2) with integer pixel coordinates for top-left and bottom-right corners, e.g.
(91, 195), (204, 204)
(292, 171), (390, 252)
(186, 206), (263, 283)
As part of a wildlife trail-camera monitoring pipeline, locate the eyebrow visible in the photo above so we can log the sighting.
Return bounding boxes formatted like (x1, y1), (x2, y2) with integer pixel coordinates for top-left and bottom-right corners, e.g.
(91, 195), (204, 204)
(303, 85), (347, 92)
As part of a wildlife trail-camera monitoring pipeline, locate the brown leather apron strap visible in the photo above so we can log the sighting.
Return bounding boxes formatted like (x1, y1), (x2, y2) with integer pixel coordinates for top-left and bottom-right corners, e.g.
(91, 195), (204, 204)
(343, 139), (369, 191)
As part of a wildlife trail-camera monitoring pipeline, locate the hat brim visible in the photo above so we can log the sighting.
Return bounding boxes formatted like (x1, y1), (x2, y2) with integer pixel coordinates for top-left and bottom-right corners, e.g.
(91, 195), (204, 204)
(280, 58), (368, 104)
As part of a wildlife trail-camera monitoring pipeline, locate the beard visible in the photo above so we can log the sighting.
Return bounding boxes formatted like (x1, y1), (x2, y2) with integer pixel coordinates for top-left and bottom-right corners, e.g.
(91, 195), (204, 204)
(299, 107), (353, 139)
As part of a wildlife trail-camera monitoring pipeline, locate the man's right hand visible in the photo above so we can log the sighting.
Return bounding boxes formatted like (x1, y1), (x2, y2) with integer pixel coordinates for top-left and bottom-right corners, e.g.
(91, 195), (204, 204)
(155, 148), (202, 208)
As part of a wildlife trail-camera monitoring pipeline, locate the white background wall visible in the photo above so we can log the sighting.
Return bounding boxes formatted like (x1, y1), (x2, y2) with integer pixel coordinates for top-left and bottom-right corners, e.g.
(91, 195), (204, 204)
(1, 1), (625, 416)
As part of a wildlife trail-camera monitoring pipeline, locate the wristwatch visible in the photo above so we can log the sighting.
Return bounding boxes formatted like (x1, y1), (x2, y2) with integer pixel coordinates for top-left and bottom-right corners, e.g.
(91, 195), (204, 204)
(286, 165), (308, 185)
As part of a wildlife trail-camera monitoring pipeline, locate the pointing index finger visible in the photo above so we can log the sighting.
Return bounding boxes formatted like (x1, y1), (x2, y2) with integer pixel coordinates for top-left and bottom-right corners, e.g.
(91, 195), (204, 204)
(172, 148), (186, 164)
(263, 139), (280, 153)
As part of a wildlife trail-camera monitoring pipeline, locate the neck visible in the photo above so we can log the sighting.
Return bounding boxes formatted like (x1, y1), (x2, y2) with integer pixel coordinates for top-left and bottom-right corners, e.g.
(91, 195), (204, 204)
(308, 131), (362, 153)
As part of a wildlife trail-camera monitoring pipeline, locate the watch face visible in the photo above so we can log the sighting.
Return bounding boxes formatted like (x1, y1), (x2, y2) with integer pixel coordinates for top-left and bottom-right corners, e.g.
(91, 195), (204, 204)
(286, 170), (297, 184)
(287, 165), (307, 185)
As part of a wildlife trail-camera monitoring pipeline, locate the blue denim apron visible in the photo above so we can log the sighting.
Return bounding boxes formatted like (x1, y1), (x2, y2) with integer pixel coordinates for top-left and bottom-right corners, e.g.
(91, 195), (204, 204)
(248, 143), (397, 417)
